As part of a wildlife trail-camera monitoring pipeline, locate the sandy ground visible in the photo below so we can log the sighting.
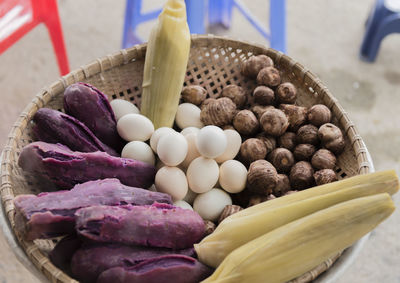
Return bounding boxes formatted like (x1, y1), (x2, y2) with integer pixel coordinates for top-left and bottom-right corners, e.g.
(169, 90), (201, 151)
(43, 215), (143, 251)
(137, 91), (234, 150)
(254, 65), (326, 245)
(0, 0), (399, 282)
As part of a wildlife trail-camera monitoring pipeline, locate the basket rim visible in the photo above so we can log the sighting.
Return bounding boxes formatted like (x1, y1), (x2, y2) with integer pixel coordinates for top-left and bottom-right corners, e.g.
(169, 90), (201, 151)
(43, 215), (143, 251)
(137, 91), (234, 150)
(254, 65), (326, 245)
(0, 34), (373, 283)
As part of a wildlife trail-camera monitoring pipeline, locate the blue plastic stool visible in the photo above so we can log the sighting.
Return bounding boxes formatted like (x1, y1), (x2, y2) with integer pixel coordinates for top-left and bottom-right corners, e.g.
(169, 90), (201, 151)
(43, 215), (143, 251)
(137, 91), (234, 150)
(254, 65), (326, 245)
(360, 0), (400, 62)
(122, 0), (286, 53)
(208, 0), (286, 53)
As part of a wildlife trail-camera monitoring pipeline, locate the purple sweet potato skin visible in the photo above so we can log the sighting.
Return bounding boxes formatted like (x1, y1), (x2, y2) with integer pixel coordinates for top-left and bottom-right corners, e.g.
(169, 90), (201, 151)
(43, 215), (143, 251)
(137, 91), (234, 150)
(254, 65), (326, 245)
(96, 255), (213, 283)
(75, 203), (205, 249)
(64, 83), (124, 151)
(17, 142), (155, 189)
(33, 108), (119, 156)
(71, 244), (195, 283)
(49, 234), (82, 273)
(14, 179), (171, 240)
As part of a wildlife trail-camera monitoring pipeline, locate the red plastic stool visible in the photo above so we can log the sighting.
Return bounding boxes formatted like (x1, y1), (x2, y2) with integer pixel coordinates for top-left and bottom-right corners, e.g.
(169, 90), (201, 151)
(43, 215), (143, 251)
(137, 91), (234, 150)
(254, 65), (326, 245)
(0, 0), (69, 75)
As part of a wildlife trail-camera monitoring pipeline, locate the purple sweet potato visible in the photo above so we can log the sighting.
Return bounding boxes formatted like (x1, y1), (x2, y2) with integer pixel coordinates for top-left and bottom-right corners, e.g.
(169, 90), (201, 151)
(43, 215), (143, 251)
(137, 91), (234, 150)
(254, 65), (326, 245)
(49, 234), (82, 273)
(64, 83), (124, 151)
(96, 255), (213, 283)
(33, 108), (119, 156)
(75, 203), (205, 249)
(14, 179), (171, 240)
(71, 244), (195, 283)
(18, 142), (155, 189)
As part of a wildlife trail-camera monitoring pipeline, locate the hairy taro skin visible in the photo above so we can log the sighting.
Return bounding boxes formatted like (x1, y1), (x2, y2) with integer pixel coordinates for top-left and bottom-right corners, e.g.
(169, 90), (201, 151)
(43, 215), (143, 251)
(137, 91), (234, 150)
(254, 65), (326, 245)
(71, 243), (195, 283)
(96, 255), (213, 283)
(13, 179), (171, 240)
(33, 108), (119, 157)
(17, 142), (156, 189)
(75, 203), (205, 250)
(64, 83), (124, 151)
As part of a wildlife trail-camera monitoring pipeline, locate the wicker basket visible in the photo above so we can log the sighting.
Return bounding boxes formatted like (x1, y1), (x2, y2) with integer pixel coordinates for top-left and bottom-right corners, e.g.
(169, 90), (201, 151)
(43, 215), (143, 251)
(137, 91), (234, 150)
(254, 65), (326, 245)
(0, 35), (372, 283)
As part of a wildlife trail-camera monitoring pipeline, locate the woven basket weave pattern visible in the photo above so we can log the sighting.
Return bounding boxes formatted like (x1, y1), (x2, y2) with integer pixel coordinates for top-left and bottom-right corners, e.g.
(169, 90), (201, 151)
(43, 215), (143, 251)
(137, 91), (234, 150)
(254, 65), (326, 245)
(0, 35), (371, 283)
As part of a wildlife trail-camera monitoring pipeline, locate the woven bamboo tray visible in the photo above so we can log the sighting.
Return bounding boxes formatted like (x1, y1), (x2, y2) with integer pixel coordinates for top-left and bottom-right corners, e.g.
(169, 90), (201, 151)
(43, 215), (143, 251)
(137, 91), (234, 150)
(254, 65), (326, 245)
(0, 35), (372, 283)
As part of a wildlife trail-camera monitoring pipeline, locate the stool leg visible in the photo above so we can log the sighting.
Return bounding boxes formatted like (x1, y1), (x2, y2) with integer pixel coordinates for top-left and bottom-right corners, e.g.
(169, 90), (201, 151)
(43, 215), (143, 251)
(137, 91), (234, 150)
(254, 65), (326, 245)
(42, 0), (70, 75)
(270, 0), (286, 53)
(185, 0), (206, 34)
(208, 0), (234, 28)
(122, 0), (142, 48)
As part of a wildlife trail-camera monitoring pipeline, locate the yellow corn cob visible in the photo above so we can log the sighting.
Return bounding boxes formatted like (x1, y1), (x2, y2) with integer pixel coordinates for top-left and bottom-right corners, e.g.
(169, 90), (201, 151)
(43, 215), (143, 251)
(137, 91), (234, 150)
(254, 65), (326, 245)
(230, 170), (398, 220)
(141, 0), (190, 129)
(202, 193), (395, 283)
(195, 170), (399, 268)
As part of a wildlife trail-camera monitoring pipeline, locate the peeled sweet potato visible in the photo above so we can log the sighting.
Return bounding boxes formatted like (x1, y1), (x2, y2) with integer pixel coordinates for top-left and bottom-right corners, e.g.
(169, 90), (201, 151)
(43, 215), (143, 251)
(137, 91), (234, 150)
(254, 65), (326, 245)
(33, 108), (118, 156)
(64, 83), (124, 151)
(71, 244), (195, 283)
(96, 255), (213, 283)
(75, 203), (205, 249)
(18, 142), (155, 189)
(14, 179), (171, 240)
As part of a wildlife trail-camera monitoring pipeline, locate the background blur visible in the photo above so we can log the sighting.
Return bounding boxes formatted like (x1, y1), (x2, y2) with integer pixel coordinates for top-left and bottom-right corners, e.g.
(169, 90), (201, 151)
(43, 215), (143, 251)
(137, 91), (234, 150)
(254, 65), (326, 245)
(0, 0), (399, 282)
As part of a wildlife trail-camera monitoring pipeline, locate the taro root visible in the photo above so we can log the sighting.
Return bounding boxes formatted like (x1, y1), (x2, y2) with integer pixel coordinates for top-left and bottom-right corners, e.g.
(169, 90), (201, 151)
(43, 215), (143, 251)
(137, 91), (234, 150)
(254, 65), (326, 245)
(75, 203), (204, 249)
(277, 132), (296, 151)
(181, 85), (207, 105)
(296, 124), (319, 145)
(257, 67), (281, 87)
(253, 86), (275, 105)
(241, 55), (274, 78)
(201, 98), (217, 110)
(64, 83), (124, 151)
(314, 169), (338, 185)
(239, 138), (267, 165)
(218, 205), (243, 224)
(200, 97), (236, 126)
(96, 255), (213, 283)
(33, 108), (118, 156)
(251, 105), (274, 120)
(256, 133), (277, 154)
(204, 220), (216, 236)
(248, 194), (273, 207)
(233, 110), (259, 135)
(308, 104), (332, 126)
(13, 179), (171, 240)
(289, 161), (315, 190)
(276, 82), (297, 104)
(247, 160), (278, 195)
(273, 174), (291, 196)
(279, 104), (308, 132)
(268, 148), (295, 173)
(293, 144), (317, 161)
(221, 85), (247, 108)
(318, 123), (345, 154)
(18, 142), (156, 189)
(260, 108), (289, 137)
(311, 149), (337, 170)
(50, 234), (82, 272)
(71, 244), (195, 283)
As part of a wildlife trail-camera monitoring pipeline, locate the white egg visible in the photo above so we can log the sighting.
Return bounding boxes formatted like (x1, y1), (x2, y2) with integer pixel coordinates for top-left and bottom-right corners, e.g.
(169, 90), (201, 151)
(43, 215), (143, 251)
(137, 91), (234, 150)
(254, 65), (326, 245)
(193, 188), (232, 221)
(181, 127), (200, 136)
(219, 160), (247, 193)
(186, 157), (219, 193)
(155, 166), (188, 201)
(183, 188), (198, 204)
(110, 99), (140, 121)
(157, 132), (188, 166)
(181, 133), (201, 168)
(175, 103), (204, 129)
(117, 114), (154, 141)
(173, 200), (193, 210)
(215, 129), (242, 163)
(196, 126), (227, 159)
(150, 127), (176, 152)
(121, 141), (155, 165)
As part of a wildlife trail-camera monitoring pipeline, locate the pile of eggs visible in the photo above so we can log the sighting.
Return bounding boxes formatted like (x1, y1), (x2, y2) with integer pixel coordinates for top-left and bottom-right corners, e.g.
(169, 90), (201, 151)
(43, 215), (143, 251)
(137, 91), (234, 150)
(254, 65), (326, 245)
(111, 99), (246, 222)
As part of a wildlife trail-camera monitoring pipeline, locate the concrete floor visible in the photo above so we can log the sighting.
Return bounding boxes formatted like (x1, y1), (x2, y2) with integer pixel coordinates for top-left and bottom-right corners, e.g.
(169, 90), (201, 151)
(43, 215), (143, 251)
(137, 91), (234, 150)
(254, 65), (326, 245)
(0, 0), (399, 282)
